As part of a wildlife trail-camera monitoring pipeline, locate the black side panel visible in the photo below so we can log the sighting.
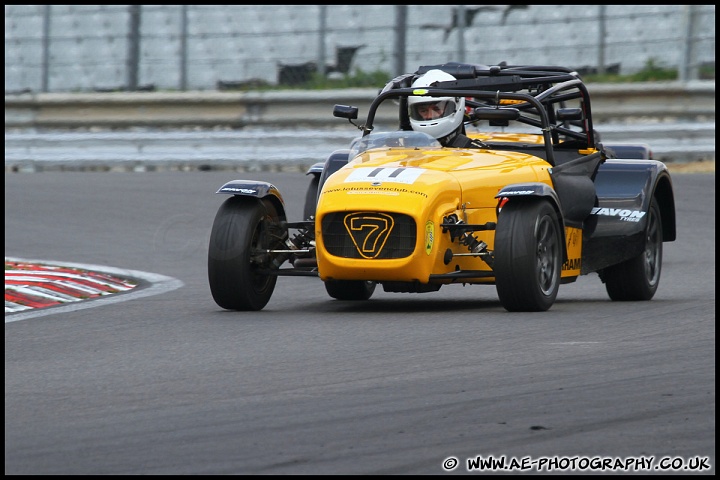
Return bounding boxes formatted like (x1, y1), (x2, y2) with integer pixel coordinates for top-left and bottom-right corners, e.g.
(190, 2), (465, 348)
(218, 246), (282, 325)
(550, 151), (603, 228)
(603, 143), (652, 159)
(318, 149), (351, 194)
(582, 159), (673, 274)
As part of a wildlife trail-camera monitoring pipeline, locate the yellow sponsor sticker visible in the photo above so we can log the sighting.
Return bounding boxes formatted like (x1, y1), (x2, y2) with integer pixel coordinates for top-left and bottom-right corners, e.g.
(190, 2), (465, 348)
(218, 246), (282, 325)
(425, 221), (434, 255)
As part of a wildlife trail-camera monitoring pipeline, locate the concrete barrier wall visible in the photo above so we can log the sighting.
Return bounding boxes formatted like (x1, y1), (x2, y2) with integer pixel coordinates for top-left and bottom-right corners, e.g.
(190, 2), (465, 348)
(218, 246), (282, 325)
(5, 6), (716, 93)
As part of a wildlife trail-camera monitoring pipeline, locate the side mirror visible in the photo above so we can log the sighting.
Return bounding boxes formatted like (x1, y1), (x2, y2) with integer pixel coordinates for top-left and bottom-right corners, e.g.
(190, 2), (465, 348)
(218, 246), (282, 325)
(556, 108), (583, 121)
(333, 105), (358, 120)
(471, 107), (520, 122)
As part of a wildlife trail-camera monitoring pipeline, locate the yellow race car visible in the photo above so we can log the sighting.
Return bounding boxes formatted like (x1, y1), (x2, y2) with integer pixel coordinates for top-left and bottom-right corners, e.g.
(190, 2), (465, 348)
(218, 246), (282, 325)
(208, 63), (676, 312)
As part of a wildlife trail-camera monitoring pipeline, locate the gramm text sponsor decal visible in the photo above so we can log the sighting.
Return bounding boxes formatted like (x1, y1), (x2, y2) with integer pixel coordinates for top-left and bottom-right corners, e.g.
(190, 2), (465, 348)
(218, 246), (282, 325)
(501, 190), (535, 195)
(562, 258), (581, 271)
(220, 187), (257, 194)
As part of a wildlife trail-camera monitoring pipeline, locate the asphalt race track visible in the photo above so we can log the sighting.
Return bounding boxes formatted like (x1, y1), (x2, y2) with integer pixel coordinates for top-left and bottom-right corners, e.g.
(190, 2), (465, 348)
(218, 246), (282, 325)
(4, 171), (715, 475)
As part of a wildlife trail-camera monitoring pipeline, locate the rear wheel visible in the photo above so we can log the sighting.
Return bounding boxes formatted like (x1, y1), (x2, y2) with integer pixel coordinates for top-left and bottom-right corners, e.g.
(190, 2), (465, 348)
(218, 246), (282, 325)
(602, 198), (662, 301)
(494, 200), (562, 312)
(325, 280), (376, 301)
(208, 196), (282, 311)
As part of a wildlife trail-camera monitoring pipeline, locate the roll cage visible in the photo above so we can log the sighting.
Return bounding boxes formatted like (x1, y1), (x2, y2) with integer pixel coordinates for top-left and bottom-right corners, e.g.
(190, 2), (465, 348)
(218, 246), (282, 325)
(334, 62), (599, 167)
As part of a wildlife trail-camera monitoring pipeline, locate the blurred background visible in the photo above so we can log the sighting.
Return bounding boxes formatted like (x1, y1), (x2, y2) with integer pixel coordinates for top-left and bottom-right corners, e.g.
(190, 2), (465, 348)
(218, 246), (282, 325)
(4, 5), (715, 171)
(4, 5), (716, 94)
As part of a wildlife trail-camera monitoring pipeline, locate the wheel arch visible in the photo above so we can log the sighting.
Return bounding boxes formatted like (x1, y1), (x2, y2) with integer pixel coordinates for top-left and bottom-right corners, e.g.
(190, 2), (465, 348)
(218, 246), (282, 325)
(653, 171), (676, 242)
(317, 148), (351, 193)
(495, 182), (568, 263)
(215, 180), (287, 222)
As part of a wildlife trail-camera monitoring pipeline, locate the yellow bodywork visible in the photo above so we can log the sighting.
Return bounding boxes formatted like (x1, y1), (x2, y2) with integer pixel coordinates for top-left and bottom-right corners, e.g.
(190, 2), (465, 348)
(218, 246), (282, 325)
(315, 145), (582, 284)
(468, 131), (546, 145)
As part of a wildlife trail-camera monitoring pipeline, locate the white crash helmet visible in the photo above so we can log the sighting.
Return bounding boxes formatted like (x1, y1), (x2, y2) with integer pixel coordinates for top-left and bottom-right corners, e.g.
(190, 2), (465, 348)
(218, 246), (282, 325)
(408, 69), (465, 141)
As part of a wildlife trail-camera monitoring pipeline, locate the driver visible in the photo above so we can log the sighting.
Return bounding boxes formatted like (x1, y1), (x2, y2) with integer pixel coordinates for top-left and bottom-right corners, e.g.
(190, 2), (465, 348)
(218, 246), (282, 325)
(414, 101), (449, 120)
(408, 69), (484, 148)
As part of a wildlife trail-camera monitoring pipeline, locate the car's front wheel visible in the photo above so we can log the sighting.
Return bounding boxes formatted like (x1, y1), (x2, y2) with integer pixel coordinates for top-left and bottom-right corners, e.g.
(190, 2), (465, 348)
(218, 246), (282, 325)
(601, 197), (662, 301)
(494, 199), (562, 312)
(208, 196), (281, 311)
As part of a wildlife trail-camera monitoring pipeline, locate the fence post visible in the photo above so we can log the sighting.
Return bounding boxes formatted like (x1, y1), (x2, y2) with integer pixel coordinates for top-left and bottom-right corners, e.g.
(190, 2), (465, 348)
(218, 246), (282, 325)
(688, 5), (699, 81)
(180, 5), (188, 91)
(318, 6), (327, 77)
(394, 5), (407, 76)
(41, 5), (51, 92)
(457, 5), (466, 63)
(678, 5), (702, 82)
(126, 5), (141, 91)
(597, 5), (606, 74)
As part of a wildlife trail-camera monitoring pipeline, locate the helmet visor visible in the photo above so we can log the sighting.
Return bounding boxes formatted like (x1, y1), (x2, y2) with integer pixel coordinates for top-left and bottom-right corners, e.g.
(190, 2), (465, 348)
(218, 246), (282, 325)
(409, 99), (457, 121)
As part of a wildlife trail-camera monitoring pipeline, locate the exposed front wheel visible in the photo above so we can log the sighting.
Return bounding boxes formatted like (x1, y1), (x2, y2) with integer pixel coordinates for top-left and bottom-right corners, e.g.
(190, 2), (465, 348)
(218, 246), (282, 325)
(208, 196), (282, 311)
(494, 200), (563, 312)
(325, 280), (376, 301)
(602, 198), (663, 301)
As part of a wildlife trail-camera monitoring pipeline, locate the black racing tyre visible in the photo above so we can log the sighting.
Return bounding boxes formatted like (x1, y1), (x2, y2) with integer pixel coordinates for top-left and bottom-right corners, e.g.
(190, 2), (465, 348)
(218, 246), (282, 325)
(303, 174), (320, 220)
(494, 199), (563, 312)
(325, 280), (376, 301)
(208, 196), (281, 311)
(602, 198), (663, 301)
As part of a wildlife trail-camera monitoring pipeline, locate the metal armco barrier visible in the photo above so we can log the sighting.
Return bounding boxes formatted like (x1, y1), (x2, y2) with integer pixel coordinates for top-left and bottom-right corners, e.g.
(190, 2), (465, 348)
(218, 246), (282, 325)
(5, 81), (715, 128)
(4, 81), (715, 165)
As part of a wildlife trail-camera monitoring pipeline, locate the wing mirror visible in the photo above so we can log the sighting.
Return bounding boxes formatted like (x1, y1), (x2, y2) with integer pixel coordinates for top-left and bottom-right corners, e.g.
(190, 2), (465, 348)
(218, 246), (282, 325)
(472, 107), (520, 126)
(333, 105), (358, 120)
(556, 108), (583, 121)
(471, 107), (520, 121)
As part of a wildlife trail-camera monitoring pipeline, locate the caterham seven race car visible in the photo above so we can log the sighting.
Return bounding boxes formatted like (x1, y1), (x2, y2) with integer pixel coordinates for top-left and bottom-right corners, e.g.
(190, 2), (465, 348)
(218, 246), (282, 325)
(208, 63), (676, 312)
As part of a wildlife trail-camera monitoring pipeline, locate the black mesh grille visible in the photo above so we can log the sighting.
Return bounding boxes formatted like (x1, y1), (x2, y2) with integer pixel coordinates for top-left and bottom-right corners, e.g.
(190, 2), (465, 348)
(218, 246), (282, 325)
(322, 212), (416, 259)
